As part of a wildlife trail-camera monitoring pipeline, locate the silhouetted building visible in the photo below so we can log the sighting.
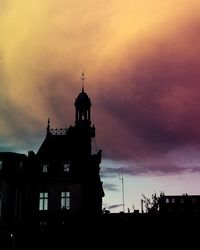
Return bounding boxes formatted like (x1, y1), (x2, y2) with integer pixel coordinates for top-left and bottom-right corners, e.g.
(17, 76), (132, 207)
(158, 194), (200, 215)
(0, 88), (104, 249)
(0, 152), (28, 250)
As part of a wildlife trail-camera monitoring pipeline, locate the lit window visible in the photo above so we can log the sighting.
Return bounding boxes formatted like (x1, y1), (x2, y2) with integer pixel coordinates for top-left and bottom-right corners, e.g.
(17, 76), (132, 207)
(39, 192), (48, 210)
(172, 198), (176, 203)
(41, 163), (49, 173)
(166, 198), (169, 203)
(63, 161), (70, 172)
(0, 161), (2, 171)
(61, 191), (70, 210)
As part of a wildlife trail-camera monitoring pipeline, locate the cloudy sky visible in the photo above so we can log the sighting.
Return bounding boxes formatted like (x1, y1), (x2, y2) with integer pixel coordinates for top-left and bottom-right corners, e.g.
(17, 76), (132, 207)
(1, 0), (200, 211)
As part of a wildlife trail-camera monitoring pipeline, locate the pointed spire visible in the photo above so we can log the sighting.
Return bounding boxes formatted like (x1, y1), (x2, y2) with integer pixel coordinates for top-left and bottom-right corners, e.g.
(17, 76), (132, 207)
(81, 71), (85, 92)
(46, 118), (51, 136)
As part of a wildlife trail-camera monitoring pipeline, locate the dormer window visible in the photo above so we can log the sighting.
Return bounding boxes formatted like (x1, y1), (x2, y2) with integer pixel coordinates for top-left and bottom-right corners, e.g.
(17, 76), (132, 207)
(62, 161), (70, 173)
(41, 163), (49, 173)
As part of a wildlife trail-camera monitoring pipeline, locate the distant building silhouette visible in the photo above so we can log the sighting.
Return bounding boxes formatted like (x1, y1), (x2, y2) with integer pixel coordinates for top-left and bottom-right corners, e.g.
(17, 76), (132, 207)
(0, 88), (104, 249)
(158, 194), (200, 215)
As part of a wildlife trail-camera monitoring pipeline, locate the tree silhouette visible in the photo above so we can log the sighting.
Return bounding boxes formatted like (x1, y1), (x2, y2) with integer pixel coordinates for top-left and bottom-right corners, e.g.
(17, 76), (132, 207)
(142, 191), (165, 213)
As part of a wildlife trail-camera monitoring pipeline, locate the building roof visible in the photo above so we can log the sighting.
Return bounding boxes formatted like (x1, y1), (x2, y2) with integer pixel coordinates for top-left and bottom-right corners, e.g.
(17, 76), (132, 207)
(0, 152), (27, 159)
(37, 134), (74, 158)
(75, 89), (91, 109)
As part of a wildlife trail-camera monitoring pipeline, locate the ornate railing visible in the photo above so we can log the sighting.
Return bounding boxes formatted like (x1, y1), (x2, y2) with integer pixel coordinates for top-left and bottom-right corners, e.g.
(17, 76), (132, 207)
(49, 128), (67, 135)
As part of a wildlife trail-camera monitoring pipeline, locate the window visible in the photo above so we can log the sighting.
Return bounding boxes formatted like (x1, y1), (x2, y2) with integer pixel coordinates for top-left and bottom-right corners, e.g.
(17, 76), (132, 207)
(61, 192), (70, 210)
(192, 198), (196, 203)
(40, 221), (47, 235)
(62, 161), (70, 172)
(39, 192), (48, 210)
(0, 161), (2, 171)
(166, 198), (170, 203)
(172, 198), (176, 203)
(41, 163), (49, 173)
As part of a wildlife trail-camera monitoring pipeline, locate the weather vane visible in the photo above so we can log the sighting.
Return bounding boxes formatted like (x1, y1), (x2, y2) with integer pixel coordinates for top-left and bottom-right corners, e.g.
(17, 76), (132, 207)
(81, 70), (85, 92)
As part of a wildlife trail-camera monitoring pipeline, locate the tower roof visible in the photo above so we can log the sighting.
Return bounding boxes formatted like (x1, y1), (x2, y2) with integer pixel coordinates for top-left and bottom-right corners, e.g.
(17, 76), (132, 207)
(75, 88), (91, 109)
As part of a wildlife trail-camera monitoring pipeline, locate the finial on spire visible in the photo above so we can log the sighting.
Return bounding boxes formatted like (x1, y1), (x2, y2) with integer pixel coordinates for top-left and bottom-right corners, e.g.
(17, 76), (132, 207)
(81, 70), (85, 92)
(46, 118), (50, 136)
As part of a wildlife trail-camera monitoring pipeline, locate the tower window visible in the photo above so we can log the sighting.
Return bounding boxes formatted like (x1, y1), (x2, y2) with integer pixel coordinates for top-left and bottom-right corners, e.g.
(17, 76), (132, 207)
(62, 161), (70, 172)
(39, 192), (48, 210)
(0, 161), (2, 171)
(61, 192), (70, 210)
(41, 163), (49, 173)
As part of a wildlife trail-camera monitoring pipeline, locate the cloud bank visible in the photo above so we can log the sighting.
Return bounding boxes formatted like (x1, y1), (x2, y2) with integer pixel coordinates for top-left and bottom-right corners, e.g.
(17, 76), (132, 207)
(1, 1), (200, 174)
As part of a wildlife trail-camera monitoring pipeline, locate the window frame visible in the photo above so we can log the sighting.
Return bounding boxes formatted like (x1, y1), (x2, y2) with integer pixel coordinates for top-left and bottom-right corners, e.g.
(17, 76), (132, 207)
(172, 198), (176, 204)
(62, 161), (70, 173)
(41, 163), (49, 173)
(39, 192), (48, 211)
(166, 198), (170, 203)
(61, 191), (70, 210)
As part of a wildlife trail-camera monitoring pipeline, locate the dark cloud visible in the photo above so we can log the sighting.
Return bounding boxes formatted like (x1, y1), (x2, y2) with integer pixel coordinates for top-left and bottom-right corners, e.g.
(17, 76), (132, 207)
(94, 16), (200, 175)
(102, 183), (118, 192)
(103, 163), (188, 176)
(106, 204), (123, 209)
(188, 166), (200, 173)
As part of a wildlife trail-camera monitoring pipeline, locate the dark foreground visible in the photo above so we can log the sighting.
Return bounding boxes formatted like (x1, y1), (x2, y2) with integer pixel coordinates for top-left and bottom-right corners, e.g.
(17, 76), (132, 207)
(1, 212), (199, 249)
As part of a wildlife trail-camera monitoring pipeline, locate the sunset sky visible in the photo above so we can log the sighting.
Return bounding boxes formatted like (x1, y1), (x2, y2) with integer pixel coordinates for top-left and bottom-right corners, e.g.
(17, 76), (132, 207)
(1, 0), (200, 212)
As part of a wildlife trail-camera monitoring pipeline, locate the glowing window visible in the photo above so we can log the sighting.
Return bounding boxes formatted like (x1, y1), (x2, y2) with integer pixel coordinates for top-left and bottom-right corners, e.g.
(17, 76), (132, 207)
(39, 192), (48, 210)
(41, 163), (49, 173)
(63, 161), (70, 172)
(61, 192), (70, 210)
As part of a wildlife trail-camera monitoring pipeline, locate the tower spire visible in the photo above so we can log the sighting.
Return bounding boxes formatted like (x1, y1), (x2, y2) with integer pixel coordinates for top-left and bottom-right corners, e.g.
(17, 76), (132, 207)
(81, 71), (85, 92)
(75, 74), (91, 126)
(46, 118), (51, 136)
